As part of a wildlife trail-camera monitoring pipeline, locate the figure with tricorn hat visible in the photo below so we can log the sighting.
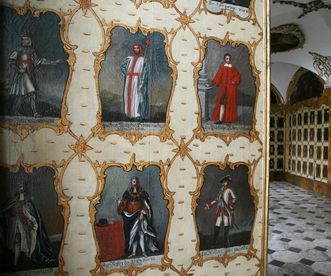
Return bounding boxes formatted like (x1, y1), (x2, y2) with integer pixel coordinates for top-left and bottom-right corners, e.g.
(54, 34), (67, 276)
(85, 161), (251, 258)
(204, 175), (236, 247)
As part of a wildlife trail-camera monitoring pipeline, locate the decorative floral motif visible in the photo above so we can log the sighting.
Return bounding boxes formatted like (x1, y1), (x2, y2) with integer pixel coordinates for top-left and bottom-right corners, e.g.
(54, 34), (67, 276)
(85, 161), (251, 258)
(176, 10), (195, 30)
(69, 135), (93, 158)
(75, 0), (97, 15)
(175, 137), (192, 160)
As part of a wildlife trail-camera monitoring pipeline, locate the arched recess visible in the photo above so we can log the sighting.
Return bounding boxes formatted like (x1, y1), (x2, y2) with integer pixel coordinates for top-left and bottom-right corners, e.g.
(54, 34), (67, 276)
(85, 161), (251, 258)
(286, 68), (325, 105)
(270, 83), (285, 105)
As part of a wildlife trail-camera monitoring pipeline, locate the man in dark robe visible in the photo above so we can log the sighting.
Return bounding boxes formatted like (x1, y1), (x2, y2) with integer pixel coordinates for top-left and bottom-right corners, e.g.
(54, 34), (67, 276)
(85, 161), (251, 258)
(0, 182), (56, 266)
(117, 177), (158, 257)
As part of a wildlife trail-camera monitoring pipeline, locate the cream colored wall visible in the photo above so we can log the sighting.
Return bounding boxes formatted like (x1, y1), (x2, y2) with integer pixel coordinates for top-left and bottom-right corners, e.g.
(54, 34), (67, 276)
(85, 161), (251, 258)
(0, 0), (269, 275)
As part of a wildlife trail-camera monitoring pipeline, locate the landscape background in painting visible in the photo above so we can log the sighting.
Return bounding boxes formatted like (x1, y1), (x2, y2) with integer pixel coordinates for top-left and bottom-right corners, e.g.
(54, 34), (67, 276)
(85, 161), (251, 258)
(0, 7), (68, 119)
(196, 165), (255, 250)
(99, 26), (173, 123)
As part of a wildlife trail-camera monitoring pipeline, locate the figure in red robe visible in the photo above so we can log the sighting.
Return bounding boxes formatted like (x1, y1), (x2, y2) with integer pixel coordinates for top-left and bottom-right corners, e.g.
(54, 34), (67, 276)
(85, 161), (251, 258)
(210, 53), (241, 123)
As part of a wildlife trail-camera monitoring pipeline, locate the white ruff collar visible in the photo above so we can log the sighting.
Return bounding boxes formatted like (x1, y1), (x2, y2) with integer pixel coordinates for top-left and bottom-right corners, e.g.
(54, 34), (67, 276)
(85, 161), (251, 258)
(224, 63), (232, 67)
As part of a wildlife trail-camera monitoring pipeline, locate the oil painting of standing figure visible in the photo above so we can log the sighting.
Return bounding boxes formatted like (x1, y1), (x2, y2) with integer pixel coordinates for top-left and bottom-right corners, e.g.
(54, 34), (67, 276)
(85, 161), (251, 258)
(0, 182), (56, 266)
(99, 27), (173, 131)
(0, 167), (63, 273)
(117, 177), (159, 257)
(196, 166), (255, 253)
(198, 40), (256, 133)
(94, 166), (168, 270)
(204, 175), (236, 247)
(121, 43), (150, 120)
(206, 53), (241, 124)
(0, 7), (68, 121)
(8, 33), (64, 117)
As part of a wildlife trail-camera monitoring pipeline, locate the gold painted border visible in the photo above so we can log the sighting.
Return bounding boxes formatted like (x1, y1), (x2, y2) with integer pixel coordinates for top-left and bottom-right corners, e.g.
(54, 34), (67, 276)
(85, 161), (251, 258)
(193, 36), (262, 144)
(54, 152), (80, 276)
(89, 154), (175, 275)
(91, 18), (178, 145)
(0, 1), (77, 139)
(186, 159), (261, 273)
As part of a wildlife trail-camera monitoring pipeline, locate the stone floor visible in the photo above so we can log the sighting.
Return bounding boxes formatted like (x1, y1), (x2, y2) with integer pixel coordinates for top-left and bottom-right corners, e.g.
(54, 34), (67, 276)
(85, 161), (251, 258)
(268, 181), (331, 276)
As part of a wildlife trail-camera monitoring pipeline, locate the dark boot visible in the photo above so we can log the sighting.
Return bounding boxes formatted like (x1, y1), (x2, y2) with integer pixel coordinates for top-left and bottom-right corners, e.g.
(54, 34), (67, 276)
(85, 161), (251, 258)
(223, 226), (230, 247)
(11, 96), (23, 116)
(213, 226), (220, 245)
(28, 92), (41, 117)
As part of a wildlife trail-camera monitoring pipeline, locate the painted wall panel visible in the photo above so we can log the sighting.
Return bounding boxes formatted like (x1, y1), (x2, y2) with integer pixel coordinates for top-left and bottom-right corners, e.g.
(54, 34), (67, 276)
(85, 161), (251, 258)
(0, 0), (269, 275)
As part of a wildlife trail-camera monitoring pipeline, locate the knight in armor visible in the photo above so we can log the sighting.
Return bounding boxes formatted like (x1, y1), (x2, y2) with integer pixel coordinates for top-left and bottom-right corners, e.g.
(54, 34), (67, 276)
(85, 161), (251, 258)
(204, 175), (236, 247)
(117, 177), (159, 257)
(8, 34), (63, 117)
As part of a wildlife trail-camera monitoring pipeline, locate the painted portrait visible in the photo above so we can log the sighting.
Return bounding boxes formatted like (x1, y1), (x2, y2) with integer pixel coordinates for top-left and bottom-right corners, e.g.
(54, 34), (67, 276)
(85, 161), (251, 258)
(94, 165), (168, 271)
(0, 166), (63, 273)
(99, 26), (173, 132)
(195, 165), (255, 254)
(205, 0), (251, 18)
(198, 40), (256, 133)
(0, 7), (68, 124)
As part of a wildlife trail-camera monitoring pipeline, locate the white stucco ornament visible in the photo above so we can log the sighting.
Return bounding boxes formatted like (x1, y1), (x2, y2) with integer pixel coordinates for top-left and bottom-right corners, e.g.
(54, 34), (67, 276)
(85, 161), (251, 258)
(310, 51), (331, 89)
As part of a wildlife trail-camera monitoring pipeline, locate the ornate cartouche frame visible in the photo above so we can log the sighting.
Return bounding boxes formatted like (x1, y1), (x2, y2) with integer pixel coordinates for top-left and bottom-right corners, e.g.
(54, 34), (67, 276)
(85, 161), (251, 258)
(193, 35), (261, 144)
(188, 159), (261, 271)
(91, 157), (175, 275)
(0, 2), (76, 138)
(95, 21), (178, 145)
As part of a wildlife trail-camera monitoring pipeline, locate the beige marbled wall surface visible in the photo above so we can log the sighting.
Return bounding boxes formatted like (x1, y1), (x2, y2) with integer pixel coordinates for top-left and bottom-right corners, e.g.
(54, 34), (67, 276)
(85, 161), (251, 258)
(0, 0), (269, 275)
